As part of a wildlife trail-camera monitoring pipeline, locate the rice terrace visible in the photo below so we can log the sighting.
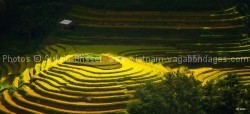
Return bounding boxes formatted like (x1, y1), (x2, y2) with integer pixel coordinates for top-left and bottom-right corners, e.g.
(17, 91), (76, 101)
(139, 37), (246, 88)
(0, 0), (249, 114)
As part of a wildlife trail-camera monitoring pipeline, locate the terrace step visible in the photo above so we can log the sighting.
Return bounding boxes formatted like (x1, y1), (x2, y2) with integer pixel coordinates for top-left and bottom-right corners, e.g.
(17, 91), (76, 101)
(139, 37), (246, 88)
(51, 66), (143, 79)
(0, 102), (14, 114)
(19, 86), (128, 111)
(12, 90), (125, 113)
(2, 91), (43, 114)
(57, 63), (134, 74)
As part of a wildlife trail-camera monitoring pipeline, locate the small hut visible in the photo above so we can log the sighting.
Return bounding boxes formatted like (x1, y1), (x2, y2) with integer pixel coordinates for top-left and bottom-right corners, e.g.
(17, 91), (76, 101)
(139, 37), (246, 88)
(59, 19), (77, 30)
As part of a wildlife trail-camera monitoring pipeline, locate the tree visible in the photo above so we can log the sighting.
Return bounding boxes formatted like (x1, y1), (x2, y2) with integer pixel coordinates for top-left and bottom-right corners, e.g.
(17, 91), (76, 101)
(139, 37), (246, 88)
(127, 71), (204, 114)
(202, 80), (218, 114)
(127, 83), (168, 114)
(214, 73), (249, 114)
(202, 73), (249, 114)
(127, 72), (249, 114)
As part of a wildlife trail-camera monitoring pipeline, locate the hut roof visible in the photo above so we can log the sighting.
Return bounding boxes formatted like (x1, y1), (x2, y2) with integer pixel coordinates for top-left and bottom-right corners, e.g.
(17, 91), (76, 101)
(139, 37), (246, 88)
(59, 20), (72, 25)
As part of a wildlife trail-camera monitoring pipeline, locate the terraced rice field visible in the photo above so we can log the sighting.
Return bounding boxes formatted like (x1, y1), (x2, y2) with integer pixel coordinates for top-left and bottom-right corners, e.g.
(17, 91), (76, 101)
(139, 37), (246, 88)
(0, 45), (168, 113)
(0, 6), (249, 113)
